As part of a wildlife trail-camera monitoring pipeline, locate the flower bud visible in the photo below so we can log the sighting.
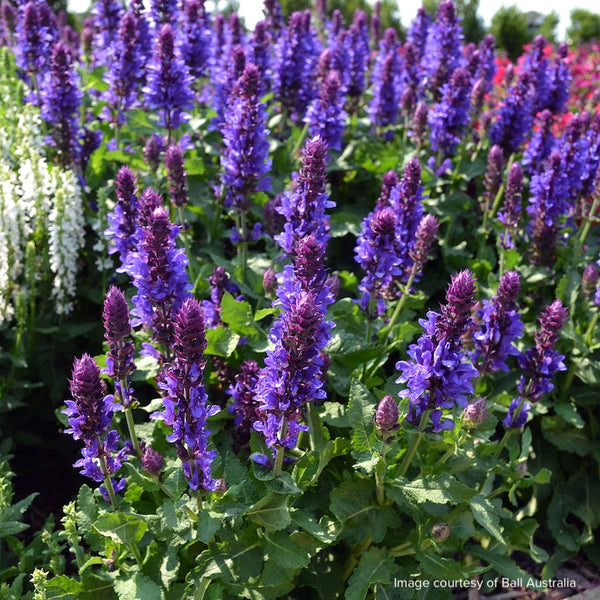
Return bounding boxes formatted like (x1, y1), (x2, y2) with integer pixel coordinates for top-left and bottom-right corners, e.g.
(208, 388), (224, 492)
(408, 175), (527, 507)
(432, 522), (451, 541)
(462, 397), (488, 428)
(141, 446), (163, 476)
(374, 395), (399, 433)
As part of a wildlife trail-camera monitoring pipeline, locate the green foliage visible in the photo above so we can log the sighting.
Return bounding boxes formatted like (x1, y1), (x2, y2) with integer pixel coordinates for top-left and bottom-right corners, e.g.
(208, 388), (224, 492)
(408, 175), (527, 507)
(490, 5), (533, 60)
(567, 9), (600, 44)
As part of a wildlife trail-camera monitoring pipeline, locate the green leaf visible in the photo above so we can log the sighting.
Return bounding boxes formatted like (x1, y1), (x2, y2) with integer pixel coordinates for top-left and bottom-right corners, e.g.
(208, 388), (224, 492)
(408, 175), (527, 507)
(416, 553), (468, 580)
(220, 293), (257, 338)
(347, 379), (376, 454)
(205, 326), (241, 357)
(76, 485), (99, 536)
(263, 530), (312, 570)
(387, 474), (475, 506)
(470, 495), (505, 546)
(114, 572), (164, 600)
(42, 575), (81, 599)
(330, 480), (397, 545)
(346, 547), (394, 600)
(122, 462), (160, 492)
(197, 510), (222, 544)
(93, 512), (148, 546)
(554, 403), (585, 429)
(330, 211), (363, 237)
(468, 546), (540, 587)
(541, 417), (594, 456)
(130, 354), (160, 381)
(246, 493), (291, 531)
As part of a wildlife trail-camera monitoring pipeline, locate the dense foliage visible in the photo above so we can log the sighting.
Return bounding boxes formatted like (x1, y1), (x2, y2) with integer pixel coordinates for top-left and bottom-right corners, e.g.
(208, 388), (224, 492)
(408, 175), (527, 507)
(1, 1), (600, 599)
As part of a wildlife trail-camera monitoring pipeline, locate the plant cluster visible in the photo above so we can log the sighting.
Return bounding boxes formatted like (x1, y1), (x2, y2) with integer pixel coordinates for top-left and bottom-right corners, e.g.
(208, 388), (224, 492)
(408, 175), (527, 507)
(0, 1), (599, 599)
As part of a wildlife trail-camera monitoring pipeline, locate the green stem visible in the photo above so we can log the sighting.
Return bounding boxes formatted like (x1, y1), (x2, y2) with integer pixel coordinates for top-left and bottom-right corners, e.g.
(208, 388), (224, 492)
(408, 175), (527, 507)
(124, 405), (142, 459)
(194, 578), (211, 600)
(375, 442), (388, 506)
(341, 535), (372, 583)
(379, 268), (417, 342)
(98, 450), (119, 510)
(290, 122), (309, 158)
(585, 312), (599, 346)
(130, 542), (143, 566)
(576, 195), (600, 255)
(239, 210), (249, 283)
(559, 360), (577, 402)
(483, 154), (514, 234)
(397, 409), (431, 478)
(273, 420), (289, 477)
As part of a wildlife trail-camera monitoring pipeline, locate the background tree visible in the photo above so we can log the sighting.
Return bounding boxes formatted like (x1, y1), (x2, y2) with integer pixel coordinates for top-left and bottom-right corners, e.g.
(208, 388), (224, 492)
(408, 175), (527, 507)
(539, 10), (559, 43)
(422, 0), (485, 43)
(278, 0), (403, 34)
(490, 5), (533, 60)
(567, 8), (600, 44)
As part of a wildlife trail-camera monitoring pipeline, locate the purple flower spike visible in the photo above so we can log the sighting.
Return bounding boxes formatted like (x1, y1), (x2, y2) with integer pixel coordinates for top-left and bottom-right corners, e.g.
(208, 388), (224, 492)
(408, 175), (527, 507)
(14, 0), (54, 94)
(275, 136), (334, 257)
(221, 63), (272, 216)
(497, 161), (523, 249)
(517, 299), (567, 403)
(227, 359), (260, 450)
(105, 166), (139, 265)
(355, 207), (404, 317)
(527, 152), (570, 267)
(428, 67), (473, 157)
(156, 299), (220, 492)
(63, 354), (124, 492)
(472, 270), (523, 373)
(305, 69), (347, 151)
(490, 72), (534, 156)
(103, 286), (136, 384)
(103, 10), (146, 127)
(166, 144), (189, 208)
(410, 214), (439, 273)
(40, 42), (82, 167)
(123, 203), (193, 351)
(253, 276), (332, 456)
(396, 270), (478, 432)
(273, 10), (321, 122)
(422, 0), (463, 99)
(482, 145), (504, 213)
(144, 24), (194, 134)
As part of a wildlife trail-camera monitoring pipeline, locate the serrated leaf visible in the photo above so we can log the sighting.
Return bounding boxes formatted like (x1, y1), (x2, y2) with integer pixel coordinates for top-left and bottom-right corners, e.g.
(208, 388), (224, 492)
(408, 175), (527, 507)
(246, 493), (291, 531)
(205, 327), (241, 357)
(541, 417), (593, 456)
(197, 510), (221, 543)
(470, 495), (505, 546)
(43, 575), (81, 599)
(93, 512), (147, 546)
(347, 379), (376, 454)
(554, 403), (585, 429)
(114, 572), (164, 600)
(468, 546), (540, 586)
(387, 474), (475, 506)
(330, 480), (397, 545)
(263, 530), (311, 570)
(76, 485), (99, 535)
(290, 510), (337, 544)
(130, 354), (160, 381)
(122, 462), (160, 492)
(416, 553), (467, 580)
(220, 293), (257, 337)
(346, 547), (394, 600)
